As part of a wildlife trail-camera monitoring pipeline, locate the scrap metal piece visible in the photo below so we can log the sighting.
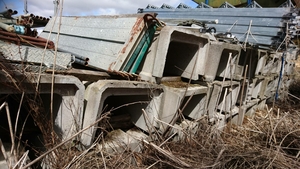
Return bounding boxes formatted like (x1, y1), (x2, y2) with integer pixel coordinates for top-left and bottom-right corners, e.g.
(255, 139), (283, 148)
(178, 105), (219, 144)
(139, 5), (299, 48)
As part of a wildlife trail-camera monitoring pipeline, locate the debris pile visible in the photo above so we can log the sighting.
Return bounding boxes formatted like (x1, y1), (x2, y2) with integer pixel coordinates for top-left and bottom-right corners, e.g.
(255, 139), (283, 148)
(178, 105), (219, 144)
(0, 1), (300, 168)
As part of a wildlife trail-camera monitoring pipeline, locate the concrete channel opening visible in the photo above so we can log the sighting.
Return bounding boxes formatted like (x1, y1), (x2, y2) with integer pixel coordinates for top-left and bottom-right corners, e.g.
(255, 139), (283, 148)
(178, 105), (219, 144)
(163, 41), (199, 76)
(162, 31), (208, 77)
(81, 81), (162, 146)
(0, 93), (63, 162)
(101, 94), (151, 131)
(181, 94), (207, 120)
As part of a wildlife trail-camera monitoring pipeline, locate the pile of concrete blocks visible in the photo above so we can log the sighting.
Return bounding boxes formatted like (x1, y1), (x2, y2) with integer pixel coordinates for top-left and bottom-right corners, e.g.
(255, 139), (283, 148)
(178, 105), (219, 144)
(78, 25), (287, 147)
(75, 23), (298, 147)
(1, 12), (298, 155)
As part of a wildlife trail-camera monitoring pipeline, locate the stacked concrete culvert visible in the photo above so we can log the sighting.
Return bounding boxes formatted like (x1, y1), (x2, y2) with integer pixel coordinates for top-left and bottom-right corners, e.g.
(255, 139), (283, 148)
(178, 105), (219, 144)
(0, 1), (299, 167)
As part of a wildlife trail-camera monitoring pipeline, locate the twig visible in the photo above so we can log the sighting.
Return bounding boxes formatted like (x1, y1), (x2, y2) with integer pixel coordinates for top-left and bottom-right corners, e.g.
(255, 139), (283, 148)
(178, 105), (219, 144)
(146, 160), (160, 169)
(100, 150), (107, 169)
(142, 109), (163, 141)
(267, 105), (276, 144)
(0, 139), (11, 169)
(13, 150), (29, 169)
(64, 143), (97, 169)
(50, 0), (64, 135)
(3, 102), (17, 164)
(143, 140), (191, 168)
(213, 148), (225, 169)
(14, 92), (24, 135)
(17, 113), (29, 156)
(214, 52), (232, 115)
(238, 65), (248, 125)
(288, 92), (300, 101)
(219, 88), (228, 115)
(14, 91), (25, 156)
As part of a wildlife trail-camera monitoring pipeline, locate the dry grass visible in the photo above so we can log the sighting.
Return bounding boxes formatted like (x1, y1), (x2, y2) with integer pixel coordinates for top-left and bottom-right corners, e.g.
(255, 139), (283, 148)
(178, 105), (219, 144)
(57, 103), (300, 169)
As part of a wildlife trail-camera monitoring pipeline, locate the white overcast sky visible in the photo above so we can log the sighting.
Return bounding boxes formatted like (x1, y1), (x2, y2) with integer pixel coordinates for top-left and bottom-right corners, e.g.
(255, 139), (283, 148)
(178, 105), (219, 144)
(2, 0), (198, 17)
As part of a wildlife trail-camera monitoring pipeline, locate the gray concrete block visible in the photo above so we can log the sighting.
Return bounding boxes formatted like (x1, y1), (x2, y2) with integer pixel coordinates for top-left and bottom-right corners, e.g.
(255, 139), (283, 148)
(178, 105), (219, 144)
(212, 42), (243, 81)
(152, 26), (210, 80)
(81, 80), (162, 146)
(284, 60), (295, 76)
(248, 76), (268, 100)
(158, 82), (209, 132)
(207, 81), (240, 119)
(257, 52), (281, 76)
(0, 73), (84, 140)
(264, 75), (278, 98)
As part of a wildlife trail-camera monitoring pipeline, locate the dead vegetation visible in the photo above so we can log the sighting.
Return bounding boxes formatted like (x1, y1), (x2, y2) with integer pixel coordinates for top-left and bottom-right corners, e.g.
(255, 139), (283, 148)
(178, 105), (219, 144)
(44, 104), (300, 169)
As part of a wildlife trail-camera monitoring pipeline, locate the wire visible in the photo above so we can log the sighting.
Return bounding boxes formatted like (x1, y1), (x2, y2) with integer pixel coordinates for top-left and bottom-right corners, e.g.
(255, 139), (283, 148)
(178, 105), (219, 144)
(1, 0), (7, 9)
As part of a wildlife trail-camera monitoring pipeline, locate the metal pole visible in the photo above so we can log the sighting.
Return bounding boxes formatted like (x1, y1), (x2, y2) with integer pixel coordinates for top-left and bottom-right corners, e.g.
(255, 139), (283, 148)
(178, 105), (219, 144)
(247, 0), (251, 5)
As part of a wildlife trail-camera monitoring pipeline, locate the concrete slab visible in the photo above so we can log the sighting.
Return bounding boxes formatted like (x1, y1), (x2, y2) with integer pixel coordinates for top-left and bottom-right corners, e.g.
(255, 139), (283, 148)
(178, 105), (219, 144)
(81, 80), (162, 146)
(0, 73), (84, 140)
(158, 81), (209, 132)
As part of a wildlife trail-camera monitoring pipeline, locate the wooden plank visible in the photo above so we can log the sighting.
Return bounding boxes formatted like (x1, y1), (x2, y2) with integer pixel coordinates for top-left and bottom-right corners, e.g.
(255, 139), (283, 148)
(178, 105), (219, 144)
(46, 68), (110, 81)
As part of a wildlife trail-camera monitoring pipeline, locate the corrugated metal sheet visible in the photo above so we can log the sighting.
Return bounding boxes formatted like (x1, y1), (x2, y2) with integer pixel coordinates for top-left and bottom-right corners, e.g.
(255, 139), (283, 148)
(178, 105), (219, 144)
(40, 14), (153, 71)
(138, 4), (299, 48)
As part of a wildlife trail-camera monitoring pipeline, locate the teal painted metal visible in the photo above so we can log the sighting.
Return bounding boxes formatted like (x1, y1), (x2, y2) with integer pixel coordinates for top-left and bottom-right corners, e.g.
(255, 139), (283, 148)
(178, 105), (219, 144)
(123, 24), (156, 72)
(13, 25), (25, 34)
(130, 25), (157, 74)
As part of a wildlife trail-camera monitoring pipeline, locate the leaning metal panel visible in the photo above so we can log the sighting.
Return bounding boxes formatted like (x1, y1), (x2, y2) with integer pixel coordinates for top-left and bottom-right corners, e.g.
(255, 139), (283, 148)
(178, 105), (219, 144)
(40, 14), (152, 71)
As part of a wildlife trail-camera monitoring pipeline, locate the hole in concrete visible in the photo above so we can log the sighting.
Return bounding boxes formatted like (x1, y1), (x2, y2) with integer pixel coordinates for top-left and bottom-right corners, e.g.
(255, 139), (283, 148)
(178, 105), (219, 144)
(0, 93), (63, 165)
(163, 41), (198, 77)
(239, 49), (259, 78)
(99, 94), (151, 132)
